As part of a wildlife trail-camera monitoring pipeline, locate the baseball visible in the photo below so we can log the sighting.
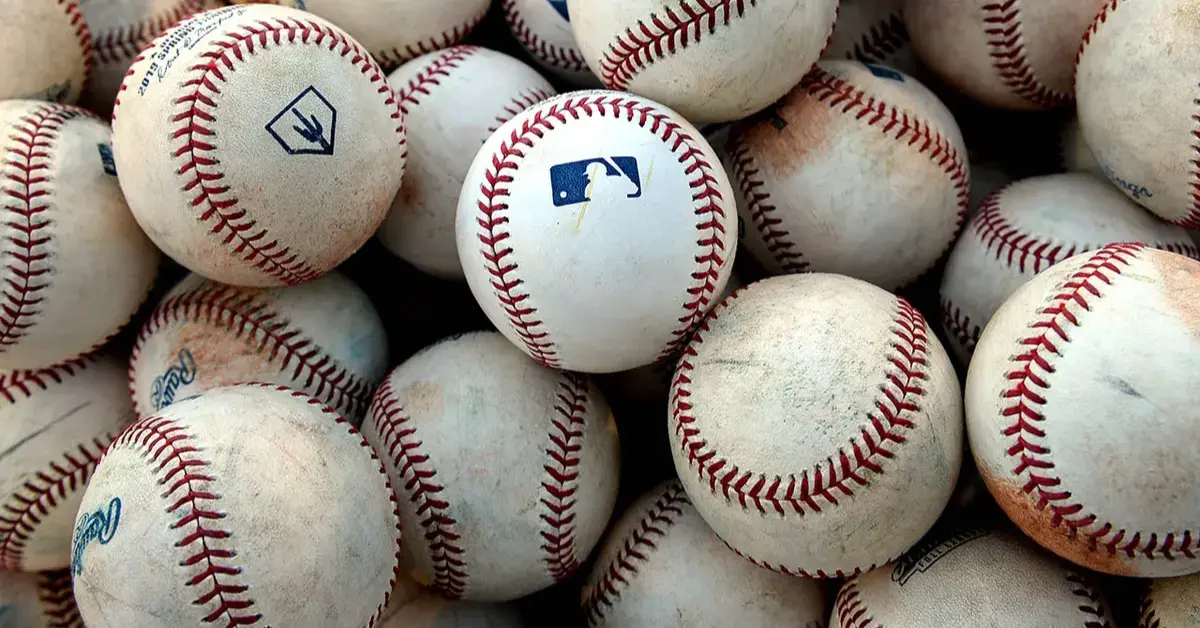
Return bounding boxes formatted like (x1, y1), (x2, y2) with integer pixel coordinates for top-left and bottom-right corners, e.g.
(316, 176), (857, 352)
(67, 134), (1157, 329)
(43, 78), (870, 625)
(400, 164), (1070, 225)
(823, 0), (920, 77)
(383, 593), (525, 628)
(0, 0), (92, 103)
(669, 273), (963, 577)
(112, 4), (406, 287)
(502, 0), (598, 85)
(0, 569), (81, 627)
(966, 243), (1200, 577)
(1139, 573), (1200, 628)
(0, 100), (159, 371)
(456, 91), (738, 373)
(1076, 0), (1200, 227)
(727, 61), (968, 290)
(71, 384), (401, 627)
(381, 46), (556, 280)
(128, 271), (388, 423)
(582, 480), (828, 627)
(566, 0), (840, 124)
(940, 173), (1198, 363)
(833, 527), (1114, 627)
(362, 331), (620, 601)
(905, 0), (1106, 110)
(0, 355), (134, 572)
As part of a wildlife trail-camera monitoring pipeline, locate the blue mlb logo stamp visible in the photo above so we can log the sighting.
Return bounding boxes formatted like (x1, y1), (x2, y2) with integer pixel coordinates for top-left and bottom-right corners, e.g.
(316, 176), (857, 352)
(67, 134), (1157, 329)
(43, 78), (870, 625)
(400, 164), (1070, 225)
(550, 157), (642, 207)
(547, 0), (569, 20)
(266, 86), (337, 156)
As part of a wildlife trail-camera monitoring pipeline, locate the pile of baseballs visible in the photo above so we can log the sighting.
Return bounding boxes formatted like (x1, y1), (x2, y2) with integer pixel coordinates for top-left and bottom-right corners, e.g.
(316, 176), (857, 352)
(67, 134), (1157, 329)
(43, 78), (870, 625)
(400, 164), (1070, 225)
(1, 0), (1198, 626)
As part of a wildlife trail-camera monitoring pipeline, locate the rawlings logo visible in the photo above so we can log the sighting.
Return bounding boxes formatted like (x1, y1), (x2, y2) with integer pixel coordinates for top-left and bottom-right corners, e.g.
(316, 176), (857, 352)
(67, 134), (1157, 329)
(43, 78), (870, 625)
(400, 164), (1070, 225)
(1103, 165), (1153, 200)
(71, 497), (122, 575)
(151, 349), (198, 411)
(891, 528), (988, 586)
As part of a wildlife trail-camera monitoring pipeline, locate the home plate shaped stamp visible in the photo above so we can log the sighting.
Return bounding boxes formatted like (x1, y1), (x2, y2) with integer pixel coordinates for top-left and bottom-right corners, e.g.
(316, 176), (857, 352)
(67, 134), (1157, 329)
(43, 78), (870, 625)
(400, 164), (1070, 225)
(267, 85), (338, 156)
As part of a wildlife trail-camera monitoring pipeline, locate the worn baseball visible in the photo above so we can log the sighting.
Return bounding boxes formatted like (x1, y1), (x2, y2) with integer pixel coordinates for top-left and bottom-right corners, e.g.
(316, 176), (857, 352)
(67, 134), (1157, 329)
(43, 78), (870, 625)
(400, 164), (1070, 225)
(1139, 573), (1200, 628)
(582, 480), (828, 628)
(833, 527), (1114, 627)
(0, 0), (92, 103)
(112, 4), (406, 287)
(1076, 0), (1200, 227)
(503, 0), (597, 84)
(823, 0), (919, 77)
(727, 61), (968, 290)
(966, 243), (1200, 577)
(128, 271), (388, 423)
(456, 91), (737, 373)
(0, 101), (159, 371)
(905, 0), (1106, 110)
(669, 274), (963, 577)
(383, 593), (525, 628)
(381, 46), (556, 280)
(1060, 116), (1103, 177)
(940, 173), (1198, 364)
(0, 355), (134, 573)
(0, 570), (82, 627)
(567, 0), (840, 124)
(362, 331), (621, 601)
(71, 384), (401, 627)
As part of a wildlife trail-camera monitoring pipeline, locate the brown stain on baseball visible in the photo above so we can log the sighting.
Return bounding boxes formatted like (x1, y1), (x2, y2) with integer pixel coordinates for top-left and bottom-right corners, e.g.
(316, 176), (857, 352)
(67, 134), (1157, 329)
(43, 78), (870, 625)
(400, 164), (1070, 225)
(175, 318), (279, 391)
(1155, 250), (1200, 337)
(403, 380), (444, 418)
(741, 85), (832, 177)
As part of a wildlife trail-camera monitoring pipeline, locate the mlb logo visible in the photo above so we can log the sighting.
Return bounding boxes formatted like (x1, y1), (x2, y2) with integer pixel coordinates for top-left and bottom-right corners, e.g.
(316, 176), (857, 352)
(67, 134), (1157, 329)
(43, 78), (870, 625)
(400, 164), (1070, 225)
(549, 157), (642, 207)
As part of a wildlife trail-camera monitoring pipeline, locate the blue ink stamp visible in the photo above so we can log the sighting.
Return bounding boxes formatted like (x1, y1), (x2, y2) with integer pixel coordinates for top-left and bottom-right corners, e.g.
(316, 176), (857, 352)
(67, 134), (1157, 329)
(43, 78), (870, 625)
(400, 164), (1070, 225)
(547, 0), (569, 20)
(1102, 165), (1153, 200)
(151, 349), (197, 411)
(865, 63), (905, 82)
(267, 86), (337, 156)
(97, 144), (117, 176)
(550, 157), (641, 206)
(71, 497), (121, 575)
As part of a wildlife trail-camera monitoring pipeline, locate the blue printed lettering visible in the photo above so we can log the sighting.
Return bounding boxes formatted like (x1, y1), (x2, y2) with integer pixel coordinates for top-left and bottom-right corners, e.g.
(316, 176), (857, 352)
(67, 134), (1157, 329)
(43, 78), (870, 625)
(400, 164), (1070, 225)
(152, 349), (198, 410)
(71, 497), (121, 575)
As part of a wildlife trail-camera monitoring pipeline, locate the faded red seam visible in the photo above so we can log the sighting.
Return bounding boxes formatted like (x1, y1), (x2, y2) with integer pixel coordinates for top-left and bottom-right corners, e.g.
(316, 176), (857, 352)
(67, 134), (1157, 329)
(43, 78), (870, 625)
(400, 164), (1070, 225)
(370, 379), (467, 598)
(982, 0), (1071, 107)
(474, 94), (728, 368)
(0, 355), (90, 403)
(1065, 571), (1114, 628)
(488, 87), (557, 135)
(834, 578), (877, 628)
(170, 17), (403, 285)
(501, 0), (589, 73)
(91, 0), (201, 65)
(540, 373), (588, 581)
(38, 569), (83, 628)
(1186, 91), (1200, 229)
(939, 299), (980, 356)
(374, 12), (486, 69)
(581, 482), (690, 626)
(1075, 0), (1120, 71)
(394, 45), (479, 116)
(129, 284), (373, 419)
(599, 0), (757, 90)
(60, 0), (94, 90)
(1002, 242), (1199, 560)
(726, 134), (808, 273)
(1138, 588), (1160, 628)
(848, 13), (910, 64)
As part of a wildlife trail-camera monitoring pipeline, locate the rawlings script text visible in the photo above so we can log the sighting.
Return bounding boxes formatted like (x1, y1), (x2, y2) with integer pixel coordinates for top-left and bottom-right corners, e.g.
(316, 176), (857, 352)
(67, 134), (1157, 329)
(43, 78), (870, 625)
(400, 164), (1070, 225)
(71, 497), (122, 575)
(152, 349), (198, 410)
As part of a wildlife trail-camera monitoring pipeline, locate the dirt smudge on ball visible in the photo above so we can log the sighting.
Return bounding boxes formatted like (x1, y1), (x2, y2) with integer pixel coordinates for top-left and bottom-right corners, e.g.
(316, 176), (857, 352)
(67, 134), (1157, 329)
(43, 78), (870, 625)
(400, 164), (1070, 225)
(741, 85), (832, 177)
(1154, 250), (1200, 337)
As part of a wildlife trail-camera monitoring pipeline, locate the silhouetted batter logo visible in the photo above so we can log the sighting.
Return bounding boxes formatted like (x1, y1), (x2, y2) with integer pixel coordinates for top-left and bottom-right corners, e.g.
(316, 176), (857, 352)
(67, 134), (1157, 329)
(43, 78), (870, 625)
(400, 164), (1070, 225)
(267, 86), (337, 156)
(547, 0), (569, 20)
(550, 157), (642, 207)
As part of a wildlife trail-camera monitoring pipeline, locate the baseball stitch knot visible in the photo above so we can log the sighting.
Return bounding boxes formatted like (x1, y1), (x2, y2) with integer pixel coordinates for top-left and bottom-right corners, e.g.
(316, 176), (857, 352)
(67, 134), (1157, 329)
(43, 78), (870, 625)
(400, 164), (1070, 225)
(726, 135), (808, 273)
(91, 0), (201, 65)
(540, 374), (589, 582)
(848, 13), (910, 65)
(501, 0), (589, 73)
(982, 0), (1072, 108)
(372, 12), (487, 70)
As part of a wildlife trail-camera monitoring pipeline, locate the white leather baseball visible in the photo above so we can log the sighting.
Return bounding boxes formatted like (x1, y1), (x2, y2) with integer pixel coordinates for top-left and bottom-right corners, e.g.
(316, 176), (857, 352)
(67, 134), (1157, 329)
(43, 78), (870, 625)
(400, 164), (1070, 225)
(128, 271), (388, 423)
(832, 527), (1114, 627)
(362, 331), (621, 602)
(940, 173), (1198, 364)
(112, 4), (406, 287)
(0, 355), (134, 572)
(966, 162), (1014, 218)
(71, 384), (401, 627)
(566, 0), (840, 124)
(382, 593), (525, 628)
(582, 480), (828, 628)
(669, 273), (963, 577)
(0, 100), (159, 371)
(966, 243), (1200, 577)
(456, 90), (738, 373)
(1060, 116), (1103, 177)
(0, 570), (82, 627)
(1076, 0), (1200, 227)
(905, 0), (1106, 110)
(1139, 573), (1200, 628)
(824, 0), (920, 77)
(502, 0), (598, 85)
(0, 0), (92, 103)
(727, 60), (968, 290)
(381, 46), (556, 280)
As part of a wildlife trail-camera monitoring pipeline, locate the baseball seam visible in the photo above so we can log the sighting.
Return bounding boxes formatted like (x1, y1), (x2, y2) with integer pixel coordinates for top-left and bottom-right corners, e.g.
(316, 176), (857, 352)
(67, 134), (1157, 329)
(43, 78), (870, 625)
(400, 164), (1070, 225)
(1065, 571), (1115, 628)
(1075, 0), (1119, 69)
(939, 299), (981, 356)
(38, 569), (84, 628)
(60, 0), (95, 91)
(488, 87), (558, 135)
(394, 45), (479, 116)
(847, 12), (910, 64)
(540, 373), (588, 582)
(501, 0), (590, 74)
(370, 379), (468, 599)
(373, 11), (487, 70)
(580, 482), (690, 626)
(90, 0), (202, 66)
(1002, 242), (1199, 561)
(726, 134), (809, 273)
(1138, 586), (1160, 628)
(982, 0), (1072, 108)
(474, 94), (728, 368)
(834, 576), (876, 628)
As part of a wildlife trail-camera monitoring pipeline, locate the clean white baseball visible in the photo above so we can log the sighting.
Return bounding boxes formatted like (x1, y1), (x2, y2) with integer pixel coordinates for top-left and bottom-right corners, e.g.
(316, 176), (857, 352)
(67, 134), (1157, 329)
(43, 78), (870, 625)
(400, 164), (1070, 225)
(0, 569), (81, 627)
(726, 61), (968, 290)
(669, 273), (963, 577)
(566, 0), (840, 124)
(456, 91), (737, 373)
(502, 0), (598, 85)
(382, 593), (525, 628)
(832, 527), (1114, 627)
(1076, 0), (1200, 227)
(905, 0), (1106, 110)
(0, 101), (159, 371)
(966, 243), (1200, 577)
(112, 4), (406, 287)
(940, 173), (1198, 364)
(362, 331), (620, 601)
(0, 356), (133, 573)
(71, 384), (401, 627)
(128, 271), (388, 423)
(0, 0), (92, 103)
(1139, 573), (1200, 628)
(582, 480), (828, 627)
(381, 46), (556, 280)
(823, 0), (920, 77)
(1060, 116), (1103, 177)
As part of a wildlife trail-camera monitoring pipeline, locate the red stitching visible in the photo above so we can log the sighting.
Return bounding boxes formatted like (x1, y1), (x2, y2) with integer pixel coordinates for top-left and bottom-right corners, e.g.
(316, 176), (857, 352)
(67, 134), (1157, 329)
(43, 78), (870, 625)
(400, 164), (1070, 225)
(540, 373), (588, 582)
(1138, 587), (1160, 628)
(38, 569), (84, 628)
(939, 299), (981, 356)
(1002, 242), (1200, 561)
(60, 0), (94, 92)
(501, 0), (589, 74)
(488, 87), (557, 135)
(1187, 94), (1200, 229)
(846, 12), (910, 64)
(90, 0), (201, 65)
(598, 0), (758, 90)
(834, 577), (875, 628)
(169, 16), (403, 285)
(983, 0), (1071, 108)
(394, 45), (479, 116)
(580, 482), (690, 626)
(1075, 0), (1120, 70)
(474, 94), (728, 368)
(1066, 570), (1115, 628)
(726, 134), (808, 273)
(373, 12), (486, 70)
(369, 379), (467, 598)
(0, 355), (91, 403)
